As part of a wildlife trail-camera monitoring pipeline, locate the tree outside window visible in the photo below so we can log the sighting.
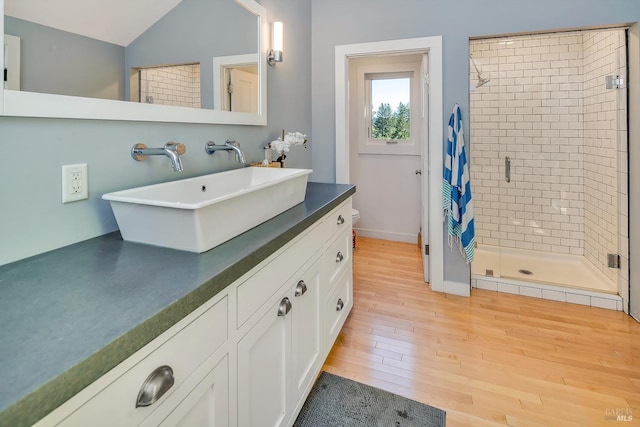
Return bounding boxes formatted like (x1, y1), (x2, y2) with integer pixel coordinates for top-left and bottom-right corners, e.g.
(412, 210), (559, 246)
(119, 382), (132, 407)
(370, 77), (411, 140)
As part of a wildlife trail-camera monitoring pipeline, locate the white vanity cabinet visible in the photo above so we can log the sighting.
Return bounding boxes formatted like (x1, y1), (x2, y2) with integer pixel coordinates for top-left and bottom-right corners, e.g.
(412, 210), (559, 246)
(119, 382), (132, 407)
(35, 197), (353, 427)
(233, 199), (352, 427)
(236, 254), (322, 427)
(321, 202), (354, 360)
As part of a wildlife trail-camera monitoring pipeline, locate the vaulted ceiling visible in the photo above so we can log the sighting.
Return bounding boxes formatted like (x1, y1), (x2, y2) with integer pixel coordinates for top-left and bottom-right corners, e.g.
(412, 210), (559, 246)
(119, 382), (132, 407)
(5, 0), (184, 46)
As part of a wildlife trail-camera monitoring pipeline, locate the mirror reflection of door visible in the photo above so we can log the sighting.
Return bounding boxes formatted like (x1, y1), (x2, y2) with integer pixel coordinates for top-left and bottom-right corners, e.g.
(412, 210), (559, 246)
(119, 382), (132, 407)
(3, 34), (21, 90)
(225, 66), (258, 113)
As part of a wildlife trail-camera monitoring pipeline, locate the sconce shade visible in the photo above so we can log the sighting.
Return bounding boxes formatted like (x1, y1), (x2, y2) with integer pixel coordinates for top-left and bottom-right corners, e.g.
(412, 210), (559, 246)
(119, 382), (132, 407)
(268, 21), (284, 66)
(273, 21), (283, 52)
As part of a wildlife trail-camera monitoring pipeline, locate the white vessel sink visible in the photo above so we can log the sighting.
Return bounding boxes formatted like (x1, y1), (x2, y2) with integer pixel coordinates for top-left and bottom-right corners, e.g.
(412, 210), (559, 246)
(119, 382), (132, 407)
(103, 167), (312, 252)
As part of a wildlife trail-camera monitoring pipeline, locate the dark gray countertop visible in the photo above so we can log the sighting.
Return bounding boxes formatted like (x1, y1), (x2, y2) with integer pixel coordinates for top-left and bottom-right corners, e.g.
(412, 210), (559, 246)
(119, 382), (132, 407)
(0, 182), (355, 427)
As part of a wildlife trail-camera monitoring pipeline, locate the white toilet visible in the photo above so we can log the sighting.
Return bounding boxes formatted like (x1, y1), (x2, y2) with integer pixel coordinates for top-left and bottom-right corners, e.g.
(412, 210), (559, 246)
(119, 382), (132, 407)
(352, 208), (360, 224)
(351, 208), (360, 249)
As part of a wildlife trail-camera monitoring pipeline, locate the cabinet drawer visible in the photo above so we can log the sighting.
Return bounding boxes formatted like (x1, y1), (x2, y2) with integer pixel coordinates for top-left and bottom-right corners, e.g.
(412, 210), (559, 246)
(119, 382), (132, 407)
(324, 229), (351, 287)
(237, 222), (324, 329)
(323, 199), (352, 242)
(140, 354), (229, 427)
(325, 268), (352, 348)
(59, 297), (228, 427)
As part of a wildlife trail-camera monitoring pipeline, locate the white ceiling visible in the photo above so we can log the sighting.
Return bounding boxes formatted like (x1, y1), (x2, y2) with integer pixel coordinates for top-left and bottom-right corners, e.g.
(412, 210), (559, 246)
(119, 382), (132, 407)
(5, 0), (185, 46)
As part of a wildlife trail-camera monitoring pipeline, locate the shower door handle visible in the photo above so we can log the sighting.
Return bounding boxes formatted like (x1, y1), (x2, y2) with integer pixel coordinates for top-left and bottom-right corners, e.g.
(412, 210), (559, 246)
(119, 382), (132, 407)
(505, 156), (511, 183)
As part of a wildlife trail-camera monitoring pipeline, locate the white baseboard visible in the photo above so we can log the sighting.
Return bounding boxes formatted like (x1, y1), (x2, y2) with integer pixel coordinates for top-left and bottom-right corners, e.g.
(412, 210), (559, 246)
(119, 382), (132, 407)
(355, 227), (418, 244)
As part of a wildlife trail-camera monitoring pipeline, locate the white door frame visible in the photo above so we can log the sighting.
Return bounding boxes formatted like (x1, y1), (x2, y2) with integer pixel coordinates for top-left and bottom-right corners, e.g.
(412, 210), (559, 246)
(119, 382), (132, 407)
(335, 36), (444, 292)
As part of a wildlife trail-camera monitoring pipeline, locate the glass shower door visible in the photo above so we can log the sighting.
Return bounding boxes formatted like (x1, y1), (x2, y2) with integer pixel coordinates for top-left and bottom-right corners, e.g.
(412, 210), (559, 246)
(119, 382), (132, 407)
(496, 31), (583, 286)
(496, 30), (623, 291)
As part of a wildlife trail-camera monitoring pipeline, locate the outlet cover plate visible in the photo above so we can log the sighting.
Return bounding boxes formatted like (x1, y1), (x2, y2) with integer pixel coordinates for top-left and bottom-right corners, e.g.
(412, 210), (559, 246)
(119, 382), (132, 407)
(62, 163), (88, 203)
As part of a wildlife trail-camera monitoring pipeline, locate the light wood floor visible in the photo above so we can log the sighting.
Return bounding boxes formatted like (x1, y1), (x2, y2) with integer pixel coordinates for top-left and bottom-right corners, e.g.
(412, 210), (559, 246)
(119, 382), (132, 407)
(321, 237), (640, 426)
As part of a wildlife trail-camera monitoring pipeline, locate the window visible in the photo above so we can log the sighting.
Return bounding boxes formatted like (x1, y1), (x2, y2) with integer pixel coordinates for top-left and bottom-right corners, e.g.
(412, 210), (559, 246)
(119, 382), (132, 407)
(356, 61), (422, 155)
(369, 75), (411, 141)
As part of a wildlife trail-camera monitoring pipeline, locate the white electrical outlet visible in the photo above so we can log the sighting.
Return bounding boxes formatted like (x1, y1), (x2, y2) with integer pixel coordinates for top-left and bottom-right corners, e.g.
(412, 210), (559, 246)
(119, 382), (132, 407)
(62, 164), (89, 203)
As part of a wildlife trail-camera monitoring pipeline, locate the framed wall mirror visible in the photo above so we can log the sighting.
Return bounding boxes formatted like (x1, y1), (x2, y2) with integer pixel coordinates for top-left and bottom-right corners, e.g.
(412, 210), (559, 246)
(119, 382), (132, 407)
(0, 0), (267, 125)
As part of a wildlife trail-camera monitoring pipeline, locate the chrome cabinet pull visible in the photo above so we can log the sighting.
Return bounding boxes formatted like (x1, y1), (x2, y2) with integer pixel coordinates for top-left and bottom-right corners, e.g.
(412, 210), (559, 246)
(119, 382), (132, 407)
(336, 251), (344, 263)
(336, 298), (344, 312)
(136, 366), (175, 408)
(277, 297), (292, 317)
(505, 156), (511, 183)
(337, 215), (345, 225)
(294, 280), (307, 297)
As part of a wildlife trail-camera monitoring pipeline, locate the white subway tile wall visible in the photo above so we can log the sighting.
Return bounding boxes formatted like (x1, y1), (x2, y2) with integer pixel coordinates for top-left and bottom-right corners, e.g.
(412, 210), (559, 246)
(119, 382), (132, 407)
(469, 29), (627, 295)
(140, 64), (201, 108)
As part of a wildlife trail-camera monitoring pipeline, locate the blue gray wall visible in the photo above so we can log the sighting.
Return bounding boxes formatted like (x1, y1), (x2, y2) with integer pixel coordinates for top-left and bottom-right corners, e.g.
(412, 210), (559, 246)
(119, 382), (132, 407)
(311, 0), (640, 286)
(0, 0), (312, 266)
(4, 16), (125, 100)
(125, 0), (257, 109)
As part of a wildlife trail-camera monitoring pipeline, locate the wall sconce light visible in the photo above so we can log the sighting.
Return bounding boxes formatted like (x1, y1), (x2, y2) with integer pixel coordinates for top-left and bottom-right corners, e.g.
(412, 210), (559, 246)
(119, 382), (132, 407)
(267, 21), (283, 66)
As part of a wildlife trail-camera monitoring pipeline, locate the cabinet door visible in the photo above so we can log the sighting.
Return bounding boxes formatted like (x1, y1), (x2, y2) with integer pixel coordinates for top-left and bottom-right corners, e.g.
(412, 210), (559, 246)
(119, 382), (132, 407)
(289, 259), (321, 406)
(324, 229), (352, 289)
(325, 267), (353, 350)
(141, 355), (229, 427)
(237, 293), (291, 427)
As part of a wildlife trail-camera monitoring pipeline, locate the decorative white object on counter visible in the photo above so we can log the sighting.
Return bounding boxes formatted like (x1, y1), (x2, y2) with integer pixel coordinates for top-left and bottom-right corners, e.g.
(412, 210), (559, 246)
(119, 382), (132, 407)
(269, 131), (307, 167)
(102, 167), (312, 252)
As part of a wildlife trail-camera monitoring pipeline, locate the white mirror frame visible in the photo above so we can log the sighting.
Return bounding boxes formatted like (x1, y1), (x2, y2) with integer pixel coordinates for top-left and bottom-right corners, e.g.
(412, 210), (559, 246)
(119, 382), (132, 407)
(0, 0), (268, 125)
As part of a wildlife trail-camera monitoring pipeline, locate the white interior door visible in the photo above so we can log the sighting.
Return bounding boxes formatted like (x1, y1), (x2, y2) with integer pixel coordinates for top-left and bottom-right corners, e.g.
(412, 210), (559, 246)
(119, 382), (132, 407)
(230, 68), (258, 113)
(4, 34), (20, 91)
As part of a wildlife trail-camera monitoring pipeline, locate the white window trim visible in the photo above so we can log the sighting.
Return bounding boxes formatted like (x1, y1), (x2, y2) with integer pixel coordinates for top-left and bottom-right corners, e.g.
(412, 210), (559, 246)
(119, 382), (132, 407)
(356, 62), (422, 156)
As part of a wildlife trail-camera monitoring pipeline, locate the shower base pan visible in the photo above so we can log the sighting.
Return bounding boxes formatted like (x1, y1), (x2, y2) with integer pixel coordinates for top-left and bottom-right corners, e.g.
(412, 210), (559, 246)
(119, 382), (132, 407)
(472, 245), (623, 311)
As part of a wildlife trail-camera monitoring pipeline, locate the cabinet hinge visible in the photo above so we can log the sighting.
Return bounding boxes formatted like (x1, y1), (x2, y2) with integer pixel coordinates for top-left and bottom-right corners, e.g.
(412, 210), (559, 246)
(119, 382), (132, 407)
(424, 244), (429, 256)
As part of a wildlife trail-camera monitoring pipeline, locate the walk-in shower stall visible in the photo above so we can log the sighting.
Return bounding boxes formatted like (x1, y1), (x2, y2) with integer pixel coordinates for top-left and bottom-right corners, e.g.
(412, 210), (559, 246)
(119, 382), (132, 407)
(469, 29), (629, 311)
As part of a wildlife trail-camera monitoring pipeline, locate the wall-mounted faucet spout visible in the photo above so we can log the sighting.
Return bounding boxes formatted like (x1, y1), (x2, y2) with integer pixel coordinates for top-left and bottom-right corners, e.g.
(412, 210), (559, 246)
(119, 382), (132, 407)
(131, 142), (186, 172)
(205, 139), (246, 164)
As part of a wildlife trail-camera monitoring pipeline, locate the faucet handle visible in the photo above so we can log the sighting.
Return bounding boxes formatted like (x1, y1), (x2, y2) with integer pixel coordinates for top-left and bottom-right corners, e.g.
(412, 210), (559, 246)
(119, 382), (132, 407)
(225, 139), (240, 147)
(205, 140), (217, 155)
(165, 141), (186, 155)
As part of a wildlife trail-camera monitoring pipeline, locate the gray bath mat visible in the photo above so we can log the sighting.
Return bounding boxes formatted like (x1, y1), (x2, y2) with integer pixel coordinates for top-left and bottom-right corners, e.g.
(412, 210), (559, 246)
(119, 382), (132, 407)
(294, 371), (446, 427)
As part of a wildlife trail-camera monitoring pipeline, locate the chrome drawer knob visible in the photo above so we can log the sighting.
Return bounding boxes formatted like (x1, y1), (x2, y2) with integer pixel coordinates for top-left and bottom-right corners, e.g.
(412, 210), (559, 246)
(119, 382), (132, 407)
(336, 298), (344, 311)
(337, 215), (345, 225)
(336, 251), (344, 263)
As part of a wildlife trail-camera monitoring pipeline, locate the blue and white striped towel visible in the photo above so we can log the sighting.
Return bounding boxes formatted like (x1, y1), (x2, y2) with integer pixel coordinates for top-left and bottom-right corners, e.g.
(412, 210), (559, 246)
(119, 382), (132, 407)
(443, 103), (475, 263)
